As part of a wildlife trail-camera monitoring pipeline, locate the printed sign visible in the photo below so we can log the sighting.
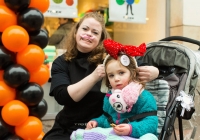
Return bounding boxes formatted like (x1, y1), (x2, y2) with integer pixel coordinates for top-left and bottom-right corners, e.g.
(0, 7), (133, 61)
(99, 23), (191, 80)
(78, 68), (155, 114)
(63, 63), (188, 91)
(109, 0), (147, 23)
(44, 0), (78, 18)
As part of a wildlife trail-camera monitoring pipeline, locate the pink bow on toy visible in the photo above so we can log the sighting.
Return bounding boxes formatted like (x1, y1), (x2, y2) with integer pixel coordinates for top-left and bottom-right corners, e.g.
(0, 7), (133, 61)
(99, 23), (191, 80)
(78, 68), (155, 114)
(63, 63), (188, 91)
(103, 39), (146, 59)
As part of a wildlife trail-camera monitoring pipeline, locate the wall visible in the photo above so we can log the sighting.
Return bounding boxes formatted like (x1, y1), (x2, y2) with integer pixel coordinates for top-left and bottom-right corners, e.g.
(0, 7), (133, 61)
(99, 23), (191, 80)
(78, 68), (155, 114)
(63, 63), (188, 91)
(113, 0), (166, 45)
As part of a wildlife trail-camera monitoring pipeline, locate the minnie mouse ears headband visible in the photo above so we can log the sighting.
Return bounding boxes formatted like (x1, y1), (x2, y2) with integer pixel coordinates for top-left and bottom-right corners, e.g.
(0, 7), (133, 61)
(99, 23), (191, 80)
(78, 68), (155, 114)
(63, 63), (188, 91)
(100, 39), (146, 93)
(103, 39), (146, 60)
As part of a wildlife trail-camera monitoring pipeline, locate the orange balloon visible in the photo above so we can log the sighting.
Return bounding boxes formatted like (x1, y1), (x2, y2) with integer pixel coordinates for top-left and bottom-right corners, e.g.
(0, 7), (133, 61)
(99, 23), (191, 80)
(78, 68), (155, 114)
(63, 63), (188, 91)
(0, 70), (3, 80)
(0, 5), (17, 32)
(29, 0), (50, 13)
(2, 25), (29, 52)
(66, 0), (74, 6)
(35, 131), (45, 140)
(29, 64), (50, 85)
(16, 44), (45, 72)
(0, 81), (16, 106)
(2, 100), (29, 126)
(0, 0), (6, 6)
(24, 132), (45, 140)
(15, 116), (43, 140)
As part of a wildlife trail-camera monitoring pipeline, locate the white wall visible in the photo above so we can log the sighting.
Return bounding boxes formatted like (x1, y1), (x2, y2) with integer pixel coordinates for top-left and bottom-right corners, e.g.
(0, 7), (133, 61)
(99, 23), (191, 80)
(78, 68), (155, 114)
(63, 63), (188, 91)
(113, 0), (166, 45)
(183, 0), (200, 26)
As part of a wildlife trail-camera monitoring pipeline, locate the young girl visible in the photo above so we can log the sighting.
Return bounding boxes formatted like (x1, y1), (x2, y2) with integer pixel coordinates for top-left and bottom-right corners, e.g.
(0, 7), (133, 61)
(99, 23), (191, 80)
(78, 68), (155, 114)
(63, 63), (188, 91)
(71, 39), (158, 140)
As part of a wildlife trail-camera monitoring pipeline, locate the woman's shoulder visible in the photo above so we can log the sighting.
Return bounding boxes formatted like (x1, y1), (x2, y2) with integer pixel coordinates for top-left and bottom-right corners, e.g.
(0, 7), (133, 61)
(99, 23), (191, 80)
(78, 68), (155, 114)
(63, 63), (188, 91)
(53, 54), (67, 64)
(51, 54), (69, 70)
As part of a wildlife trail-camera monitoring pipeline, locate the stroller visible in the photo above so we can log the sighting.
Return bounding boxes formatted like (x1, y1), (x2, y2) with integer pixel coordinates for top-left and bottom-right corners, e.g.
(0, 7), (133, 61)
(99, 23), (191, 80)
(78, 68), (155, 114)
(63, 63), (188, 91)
(137, 36), (200, 140)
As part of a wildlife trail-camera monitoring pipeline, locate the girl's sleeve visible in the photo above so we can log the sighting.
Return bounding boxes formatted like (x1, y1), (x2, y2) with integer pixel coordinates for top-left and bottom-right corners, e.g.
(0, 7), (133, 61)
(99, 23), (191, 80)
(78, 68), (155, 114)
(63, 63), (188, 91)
(92, 114), (107, 128)
(129, 91), (158, 138)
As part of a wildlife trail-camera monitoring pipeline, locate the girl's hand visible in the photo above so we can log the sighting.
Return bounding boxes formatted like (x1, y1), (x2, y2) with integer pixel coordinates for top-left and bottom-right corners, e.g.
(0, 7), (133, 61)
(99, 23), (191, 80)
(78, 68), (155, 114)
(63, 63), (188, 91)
(86, 121), (98, 130)
(92, 64), (105, 81)
(137, 66), (159, 83)
(113, 124), (130, 136)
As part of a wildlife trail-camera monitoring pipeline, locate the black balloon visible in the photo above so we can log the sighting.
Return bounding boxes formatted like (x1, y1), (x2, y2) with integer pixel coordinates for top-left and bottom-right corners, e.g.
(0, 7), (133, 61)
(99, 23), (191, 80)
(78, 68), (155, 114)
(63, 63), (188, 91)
(16, 82), (44, 106)
(0, 115), (14, 139)
(4, 0), (30, 12)
(29, 29), (49, 49)
(3, 134), (23, 140)
(29, 99), (48, 119)
(0, 32), (2, 45)
(0, 45), (15, 70)
(17, 8), (44, 33)
(3, 64), (30, 88)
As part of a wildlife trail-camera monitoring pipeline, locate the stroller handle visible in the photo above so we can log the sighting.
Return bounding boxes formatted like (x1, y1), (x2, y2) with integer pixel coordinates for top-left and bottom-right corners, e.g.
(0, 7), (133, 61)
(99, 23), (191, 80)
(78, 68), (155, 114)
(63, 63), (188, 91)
(159, 36), (200, 49)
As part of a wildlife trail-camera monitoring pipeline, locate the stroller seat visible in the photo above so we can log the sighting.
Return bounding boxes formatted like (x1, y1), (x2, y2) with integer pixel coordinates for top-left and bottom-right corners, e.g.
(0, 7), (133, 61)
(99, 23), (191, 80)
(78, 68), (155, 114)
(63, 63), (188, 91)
(138, 36), (200, 140)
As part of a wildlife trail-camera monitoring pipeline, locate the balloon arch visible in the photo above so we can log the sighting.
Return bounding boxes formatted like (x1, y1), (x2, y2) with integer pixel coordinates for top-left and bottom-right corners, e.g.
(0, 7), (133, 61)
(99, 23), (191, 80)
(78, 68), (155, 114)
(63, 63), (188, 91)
(0, 0), (50, 139)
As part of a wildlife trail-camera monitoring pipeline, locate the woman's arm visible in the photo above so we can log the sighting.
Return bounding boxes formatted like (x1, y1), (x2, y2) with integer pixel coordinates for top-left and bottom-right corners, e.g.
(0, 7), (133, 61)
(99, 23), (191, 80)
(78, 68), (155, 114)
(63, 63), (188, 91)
(137, 66), (159, 83)
(67, 64), (105, 102)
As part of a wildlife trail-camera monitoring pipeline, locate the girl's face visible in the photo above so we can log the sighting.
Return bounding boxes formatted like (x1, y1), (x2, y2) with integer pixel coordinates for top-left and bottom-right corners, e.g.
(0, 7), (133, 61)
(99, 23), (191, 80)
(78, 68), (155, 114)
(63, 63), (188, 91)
(75, 18), (102, 53)
(106, 59), (131, 90)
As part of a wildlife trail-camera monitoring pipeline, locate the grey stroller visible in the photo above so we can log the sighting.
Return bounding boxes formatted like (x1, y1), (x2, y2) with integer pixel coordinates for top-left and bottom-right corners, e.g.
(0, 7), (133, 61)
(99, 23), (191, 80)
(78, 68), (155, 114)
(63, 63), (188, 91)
(137, 36), (200, 140)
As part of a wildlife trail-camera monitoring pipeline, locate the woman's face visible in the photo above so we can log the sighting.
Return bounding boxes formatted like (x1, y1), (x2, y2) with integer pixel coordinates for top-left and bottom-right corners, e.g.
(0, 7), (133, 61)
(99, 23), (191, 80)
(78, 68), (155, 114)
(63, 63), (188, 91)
(75, 17), (102, 53)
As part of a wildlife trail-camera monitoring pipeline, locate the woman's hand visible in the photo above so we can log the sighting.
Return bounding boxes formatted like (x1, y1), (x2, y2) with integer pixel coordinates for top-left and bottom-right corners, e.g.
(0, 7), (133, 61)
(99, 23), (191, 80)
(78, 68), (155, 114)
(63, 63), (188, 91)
(86, 121), (98, 130)
(113, 124), (130, 136)
(92, 64), (105, 82)
(137, 66), (159, 83)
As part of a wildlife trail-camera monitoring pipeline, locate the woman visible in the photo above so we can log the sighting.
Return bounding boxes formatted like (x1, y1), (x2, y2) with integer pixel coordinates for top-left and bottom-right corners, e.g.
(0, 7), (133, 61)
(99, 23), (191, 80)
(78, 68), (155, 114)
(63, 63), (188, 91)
(43, 12), (159, 140)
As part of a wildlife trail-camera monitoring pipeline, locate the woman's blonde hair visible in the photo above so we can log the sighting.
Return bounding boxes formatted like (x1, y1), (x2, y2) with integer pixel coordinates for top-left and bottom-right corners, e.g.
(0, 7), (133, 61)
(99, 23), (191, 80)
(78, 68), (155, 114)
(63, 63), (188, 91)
(104, 55), (145, 88)
(64, 12), (110, 65)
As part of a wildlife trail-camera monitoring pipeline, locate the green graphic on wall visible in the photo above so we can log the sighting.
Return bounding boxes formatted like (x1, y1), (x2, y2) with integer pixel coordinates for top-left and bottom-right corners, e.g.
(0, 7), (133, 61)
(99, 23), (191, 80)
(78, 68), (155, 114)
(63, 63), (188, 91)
(53, 0), (63, 4)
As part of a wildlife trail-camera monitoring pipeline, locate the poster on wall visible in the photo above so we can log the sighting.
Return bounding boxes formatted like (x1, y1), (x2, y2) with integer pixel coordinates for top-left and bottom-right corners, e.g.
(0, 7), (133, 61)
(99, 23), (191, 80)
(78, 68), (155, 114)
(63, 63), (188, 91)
(109, 0), (147, 23)
(44, 0), (78, 18)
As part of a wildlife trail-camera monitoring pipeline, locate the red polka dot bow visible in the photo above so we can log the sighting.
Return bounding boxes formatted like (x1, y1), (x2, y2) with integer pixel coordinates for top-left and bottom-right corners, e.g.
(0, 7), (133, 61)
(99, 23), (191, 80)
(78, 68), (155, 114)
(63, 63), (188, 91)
(103, 39), (146, 59)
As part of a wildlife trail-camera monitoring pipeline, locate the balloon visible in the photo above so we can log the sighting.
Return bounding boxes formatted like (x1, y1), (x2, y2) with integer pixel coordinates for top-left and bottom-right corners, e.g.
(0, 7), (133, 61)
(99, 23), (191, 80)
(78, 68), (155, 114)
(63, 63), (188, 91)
(0, 81), (16, 106)
(29, 0), (50, 13)
(0, 116), (15, 139)
(0, 1), (6, 6)
(66, 0), (73, 6)
(16, 82), (44, 106)
(17, 8), (44, 33)
(15, 116), (43, 140)
(0, 32), (3, 45)
(0, 45), (15, 70)
(3, 64), (30, 88)
(1, 100), (29, 126)
(4, 0), (30, 12)
(35, 131), (45, 140)
(16, 44), (45, 72)
(0, 70), (3, 80)
(3, 134), (23, 140)
(0, 5), (17, 32)
(116, 0), (125, 5)
(29, 64), (50, 85)
(29, 29), (49, 49)
(2, 25), (29, 52)
(29, 99), (47, 118)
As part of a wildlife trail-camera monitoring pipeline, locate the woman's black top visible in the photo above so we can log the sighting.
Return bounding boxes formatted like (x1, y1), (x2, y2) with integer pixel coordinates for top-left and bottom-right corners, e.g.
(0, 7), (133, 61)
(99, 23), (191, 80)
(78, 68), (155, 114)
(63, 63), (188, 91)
(50, 51), (105, 129)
